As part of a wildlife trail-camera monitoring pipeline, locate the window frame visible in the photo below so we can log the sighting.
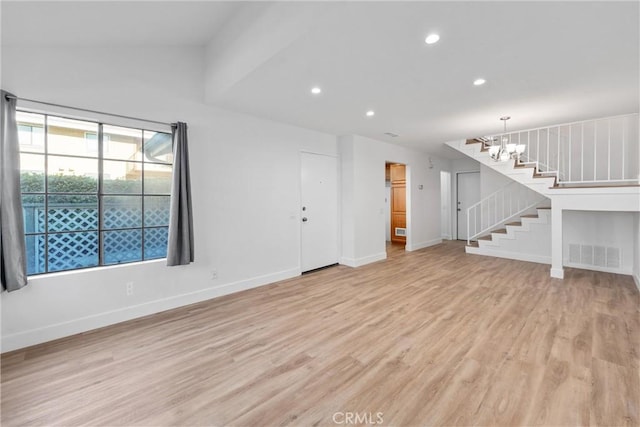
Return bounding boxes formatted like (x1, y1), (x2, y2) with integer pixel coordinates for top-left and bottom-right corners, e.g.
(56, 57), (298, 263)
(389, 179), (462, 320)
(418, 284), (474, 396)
(18, 110), (173, 276)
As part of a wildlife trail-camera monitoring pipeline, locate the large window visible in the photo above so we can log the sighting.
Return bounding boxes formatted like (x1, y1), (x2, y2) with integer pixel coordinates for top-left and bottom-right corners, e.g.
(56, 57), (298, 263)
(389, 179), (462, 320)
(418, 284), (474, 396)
(17, 111), (173, 275)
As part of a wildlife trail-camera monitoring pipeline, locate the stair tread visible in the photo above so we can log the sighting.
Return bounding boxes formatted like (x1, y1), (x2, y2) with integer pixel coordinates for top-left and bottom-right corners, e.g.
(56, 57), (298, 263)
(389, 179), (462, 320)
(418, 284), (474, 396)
(492, 229), (508, 234)
(505, 222), (522, 227)
(537, 207), (551, 210)
(467, 242), (479, 248)
(520, 214), (539, 218)
(478, 235), (492, 241)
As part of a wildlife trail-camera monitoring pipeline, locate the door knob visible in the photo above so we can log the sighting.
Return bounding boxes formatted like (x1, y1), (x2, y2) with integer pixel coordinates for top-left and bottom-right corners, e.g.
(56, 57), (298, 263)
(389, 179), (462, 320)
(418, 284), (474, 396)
(302, 217), (308, 222)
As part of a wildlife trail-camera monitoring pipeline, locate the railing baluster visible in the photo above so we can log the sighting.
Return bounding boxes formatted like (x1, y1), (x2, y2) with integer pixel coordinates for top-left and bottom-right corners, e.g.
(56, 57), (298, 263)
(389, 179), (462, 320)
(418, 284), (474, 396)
(594, 121), (597, 181)
(620, 118), (627, 179)
(481, 113), (636, 186)
(557, 126), (560, 173)
(537, 129), (540, 166)
(607, 119), (611, 181)
(546, 128), (550, 172)
(581, 122), (584, 182)
(568, 125), (572, 182)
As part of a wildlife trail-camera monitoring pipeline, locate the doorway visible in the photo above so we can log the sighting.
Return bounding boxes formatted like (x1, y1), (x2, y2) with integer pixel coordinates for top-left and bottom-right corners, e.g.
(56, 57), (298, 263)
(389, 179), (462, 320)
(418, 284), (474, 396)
(386, 162), (407, 246)
(300, 152), (338, 272)
(456, 171), (480, 240)
(440, 171), (451, 240)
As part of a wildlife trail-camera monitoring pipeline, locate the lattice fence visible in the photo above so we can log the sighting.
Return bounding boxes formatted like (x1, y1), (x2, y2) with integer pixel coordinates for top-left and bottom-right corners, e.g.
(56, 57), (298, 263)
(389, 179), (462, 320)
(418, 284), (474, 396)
(24, 202), (169, 274)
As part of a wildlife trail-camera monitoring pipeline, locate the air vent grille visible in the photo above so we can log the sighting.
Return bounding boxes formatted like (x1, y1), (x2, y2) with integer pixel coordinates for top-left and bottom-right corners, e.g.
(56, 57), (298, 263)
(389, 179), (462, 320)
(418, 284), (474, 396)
(384, 132), (399, 138)
(395, 227), (406, 237)
(567, 244), (621, 269)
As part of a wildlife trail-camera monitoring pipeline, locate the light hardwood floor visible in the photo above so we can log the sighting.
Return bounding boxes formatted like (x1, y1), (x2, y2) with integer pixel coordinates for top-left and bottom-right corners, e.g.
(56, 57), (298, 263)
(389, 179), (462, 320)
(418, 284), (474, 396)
(2, 241), (639, 426)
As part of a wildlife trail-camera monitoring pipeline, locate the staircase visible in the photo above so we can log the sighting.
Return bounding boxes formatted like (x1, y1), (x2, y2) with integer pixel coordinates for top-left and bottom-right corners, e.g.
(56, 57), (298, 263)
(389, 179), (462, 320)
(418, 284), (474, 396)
(467, 207), (551, 265)
(446, 113), (640, 277)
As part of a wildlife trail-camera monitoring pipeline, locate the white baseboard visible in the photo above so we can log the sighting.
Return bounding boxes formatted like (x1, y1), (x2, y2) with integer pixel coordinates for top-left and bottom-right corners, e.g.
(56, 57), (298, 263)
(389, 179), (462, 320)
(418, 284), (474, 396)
(634, 272), (640, 292)
(466, 246), (551, 265)
(339, 252), (387, 268)
(563, 262), (633, 276)
(406, 238), (442, 252)
(550, 267), (565, 279)
(1, 267), (301, 353)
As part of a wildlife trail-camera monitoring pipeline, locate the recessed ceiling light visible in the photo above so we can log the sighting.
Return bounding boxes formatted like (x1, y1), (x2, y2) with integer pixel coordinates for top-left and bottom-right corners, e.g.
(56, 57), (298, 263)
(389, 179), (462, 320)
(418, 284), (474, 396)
(366, 110), (375, 117)
(473, 78), (486, 86)
(425, 34), (440, 45)
(311, 87), (322, 94)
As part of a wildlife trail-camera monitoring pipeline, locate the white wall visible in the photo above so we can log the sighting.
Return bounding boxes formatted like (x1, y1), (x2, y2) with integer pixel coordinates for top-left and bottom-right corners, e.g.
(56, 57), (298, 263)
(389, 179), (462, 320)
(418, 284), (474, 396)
(339, 135), (444, 266)
(1, 46), (338, 351)
(480, 163), (511, 198)
(563, 210), (636, 275)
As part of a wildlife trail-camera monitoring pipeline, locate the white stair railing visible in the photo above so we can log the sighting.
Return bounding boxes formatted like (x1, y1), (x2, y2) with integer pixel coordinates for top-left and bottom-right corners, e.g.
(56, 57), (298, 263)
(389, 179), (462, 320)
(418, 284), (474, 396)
(467, 181), (547, 245)
(485, 113), (639, 185)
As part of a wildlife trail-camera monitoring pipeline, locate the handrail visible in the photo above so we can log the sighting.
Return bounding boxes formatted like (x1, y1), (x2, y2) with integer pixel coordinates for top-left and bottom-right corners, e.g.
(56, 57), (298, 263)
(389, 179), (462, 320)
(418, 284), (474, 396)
(486, 113), (638, 138)
(481, 113), (638, 185)
(466, 181), (547, 245)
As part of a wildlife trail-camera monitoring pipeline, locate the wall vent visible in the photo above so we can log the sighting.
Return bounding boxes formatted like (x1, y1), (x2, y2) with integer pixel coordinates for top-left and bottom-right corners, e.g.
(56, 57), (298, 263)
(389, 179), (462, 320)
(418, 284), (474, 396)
(395, 227), (406, 237)
(384, 132), (399, 138)
(568, 244), (621, 269)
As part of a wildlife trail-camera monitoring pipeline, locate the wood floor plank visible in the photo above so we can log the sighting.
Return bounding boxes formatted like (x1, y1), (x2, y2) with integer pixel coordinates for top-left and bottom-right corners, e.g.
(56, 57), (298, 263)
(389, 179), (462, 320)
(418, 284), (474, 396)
(591, 357), (640, 427)
(1, 241), (638, 427)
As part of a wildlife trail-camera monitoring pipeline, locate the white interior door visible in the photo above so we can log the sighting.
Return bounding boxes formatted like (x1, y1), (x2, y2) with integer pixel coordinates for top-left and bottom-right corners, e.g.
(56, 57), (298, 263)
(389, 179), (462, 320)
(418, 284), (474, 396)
(440, 171), (451, 239)
(301, 152), (338, 272)
(457, 172), (480, 240)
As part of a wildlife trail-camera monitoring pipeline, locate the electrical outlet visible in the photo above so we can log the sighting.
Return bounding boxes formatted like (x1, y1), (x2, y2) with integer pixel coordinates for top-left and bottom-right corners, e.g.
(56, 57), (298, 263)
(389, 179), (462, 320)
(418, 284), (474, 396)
(211, 270), (218, 280)
(126, 282), (134, 296)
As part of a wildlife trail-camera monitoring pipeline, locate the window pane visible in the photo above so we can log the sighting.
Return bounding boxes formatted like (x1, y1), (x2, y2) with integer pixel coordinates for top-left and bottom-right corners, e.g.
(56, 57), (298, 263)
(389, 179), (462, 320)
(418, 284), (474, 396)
(144, 164), (172, 194)
(48, 231), (98, 272)
(144, 131), (172, 164)
(103, 229), (142, 265)
(48, 156), (98, 192)
(144, 196), (170, 226)
(47, 116), (99, 157)
(16, 112), (45, 153)
(104, 125), (142, 161)
(22, 195), (45, 233)
(25, 234), (46, 275)
(144, 227), (168, 260)
(20, 153), (45, 192)
(103, 160), (142, 194)
(103, 196), (142, 229)
(48, 195), (98, 232)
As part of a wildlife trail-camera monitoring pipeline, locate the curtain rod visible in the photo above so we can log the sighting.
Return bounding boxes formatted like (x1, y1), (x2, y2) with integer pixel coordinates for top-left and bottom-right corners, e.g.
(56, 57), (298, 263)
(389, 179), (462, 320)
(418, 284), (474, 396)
(4, 94), (175, 127)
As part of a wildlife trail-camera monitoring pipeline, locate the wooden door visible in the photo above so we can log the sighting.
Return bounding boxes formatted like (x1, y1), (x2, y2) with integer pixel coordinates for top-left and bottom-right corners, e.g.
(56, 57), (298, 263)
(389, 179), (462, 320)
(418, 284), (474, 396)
(390, 164), (406, 244)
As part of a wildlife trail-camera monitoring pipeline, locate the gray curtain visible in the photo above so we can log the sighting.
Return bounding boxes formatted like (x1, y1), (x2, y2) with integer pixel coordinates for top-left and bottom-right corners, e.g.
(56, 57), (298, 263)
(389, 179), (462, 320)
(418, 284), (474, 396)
(0, 91), (28, 291)
(167, 121), (194, 266)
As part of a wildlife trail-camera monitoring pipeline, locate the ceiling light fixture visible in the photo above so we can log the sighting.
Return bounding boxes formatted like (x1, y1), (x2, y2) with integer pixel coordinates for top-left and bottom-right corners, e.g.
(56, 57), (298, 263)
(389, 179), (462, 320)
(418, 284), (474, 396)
(366, 110), (375, 117)
(473, 78), (486, 86)
(487, 116), (526, 163)
(311, 87), (322, 95)
(425, 34), (440, 45)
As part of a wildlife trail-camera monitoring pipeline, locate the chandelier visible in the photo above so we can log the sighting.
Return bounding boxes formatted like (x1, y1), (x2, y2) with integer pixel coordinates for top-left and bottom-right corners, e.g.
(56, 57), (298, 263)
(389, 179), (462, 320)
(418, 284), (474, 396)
(488, 116), (526, 162)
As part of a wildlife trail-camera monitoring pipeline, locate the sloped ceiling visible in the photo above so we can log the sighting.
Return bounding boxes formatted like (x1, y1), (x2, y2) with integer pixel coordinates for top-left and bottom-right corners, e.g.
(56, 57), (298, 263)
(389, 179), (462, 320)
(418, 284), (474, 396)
(2, 1), (638, 158)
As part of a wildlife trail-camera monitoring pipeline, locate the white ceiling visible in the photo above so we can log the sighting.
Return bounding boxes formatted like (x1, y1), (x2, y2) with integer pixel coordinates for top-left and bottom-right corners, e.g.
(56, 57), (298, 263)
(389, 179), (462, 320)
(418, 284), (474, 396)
(2, 1), (639, 159)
